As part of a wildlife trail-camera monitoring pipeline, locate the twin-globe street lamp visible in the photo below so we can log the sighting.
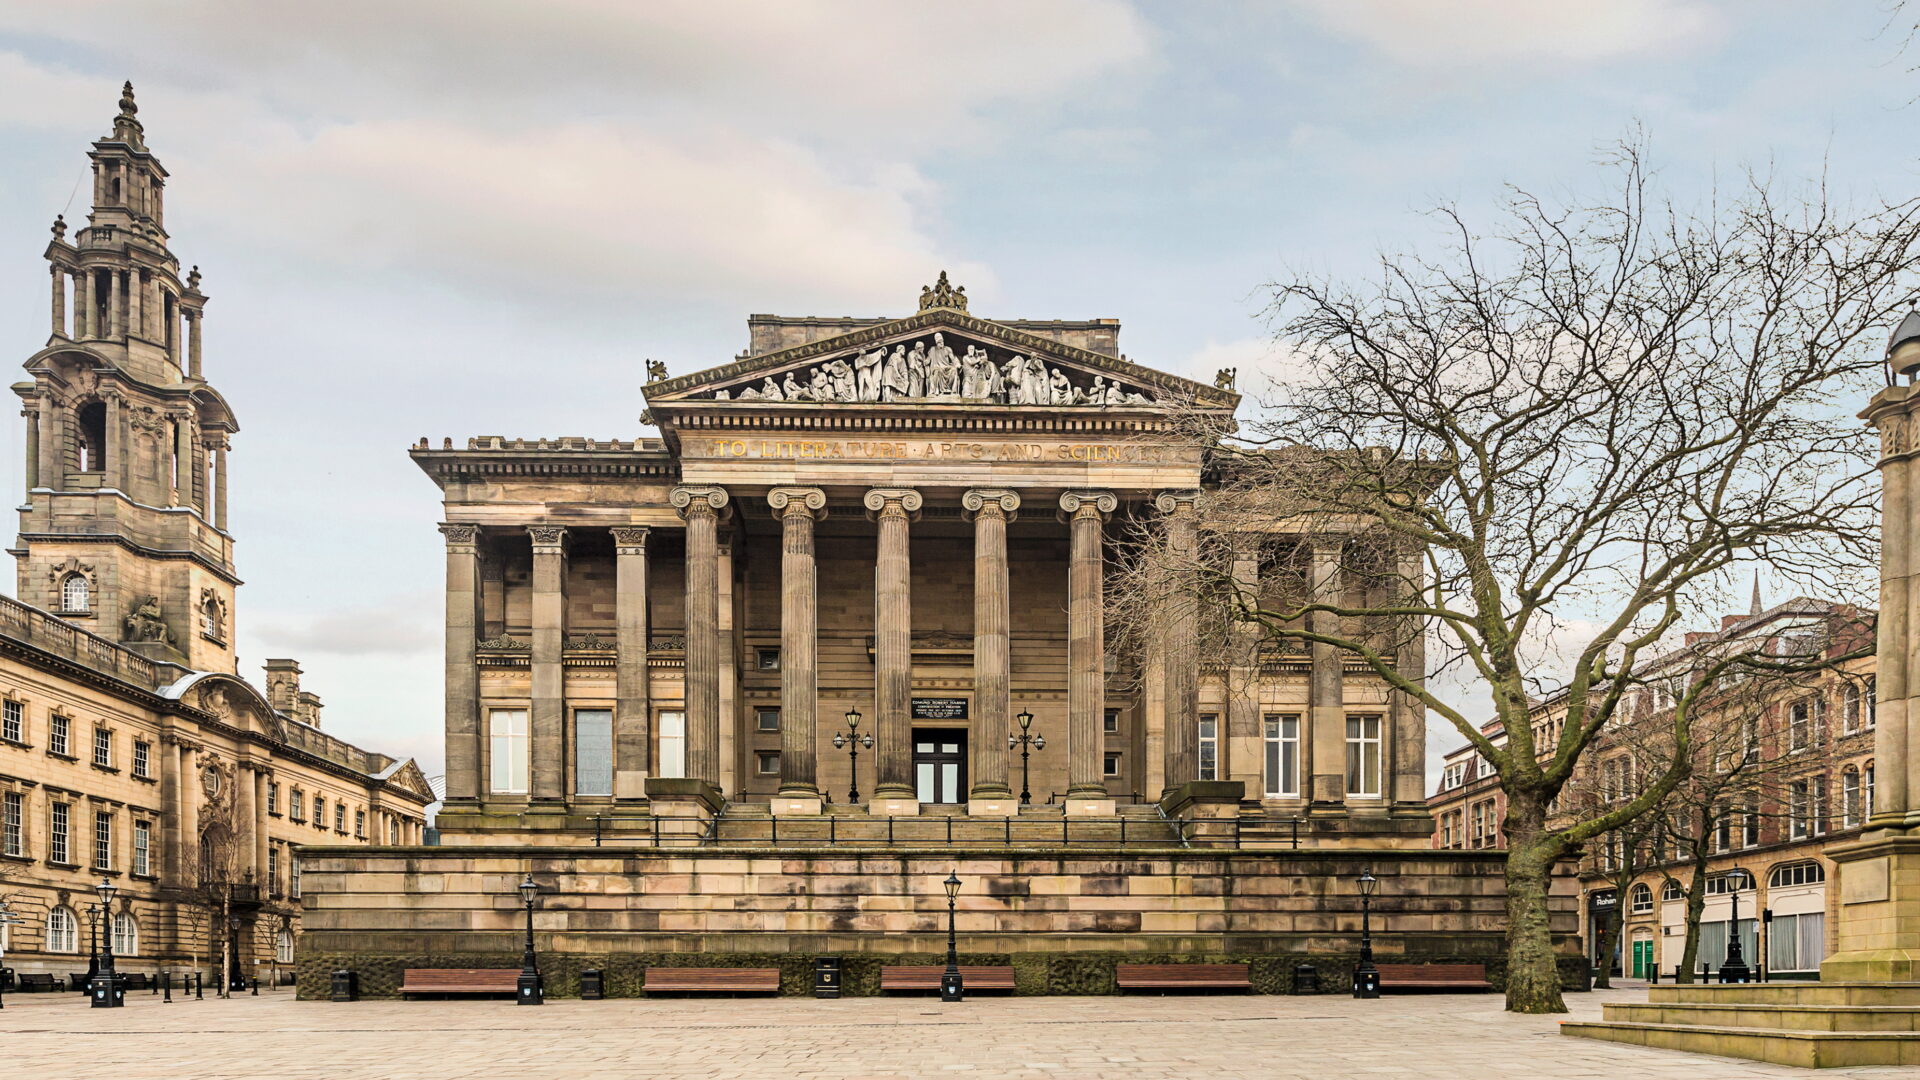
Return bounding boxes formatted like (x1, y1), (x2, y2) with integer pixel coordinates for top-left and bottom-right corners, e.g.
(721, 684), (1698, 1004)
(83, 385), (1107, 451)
(831, 708), (873, 804)
(1008, 709), (1044, 806)
(1353, 867), (1380, 999)
(516, 874), (543, 1005)
(941, 872), (964, 1003)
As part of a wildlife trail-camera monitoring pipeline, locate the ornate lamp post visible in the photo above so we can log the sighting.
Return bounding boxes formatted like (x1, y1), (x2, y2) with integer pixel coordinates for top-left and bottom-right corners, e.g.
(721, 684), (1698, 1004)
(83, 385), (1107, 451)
(831, 708), (873, 803)
(516, 874), (543, 1005)
(0, 899), (23, 1010)
(92, 878), (121, 1009)
(1720, 871), (1753, 983)
(1007, 709), (1045, 806)
(1353, 867), (1380, 999)
(941, 872), (964, 1003)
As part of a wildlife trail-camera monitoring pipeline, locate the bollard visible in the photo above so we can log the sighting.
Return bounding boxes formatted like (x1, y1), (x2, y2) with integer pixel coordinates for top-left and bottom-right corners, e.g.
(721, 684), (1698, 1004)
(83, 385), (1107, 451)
(251, 977), (259, 996)
(162, 970), (172, 1003)
(195, 971), (204, 999)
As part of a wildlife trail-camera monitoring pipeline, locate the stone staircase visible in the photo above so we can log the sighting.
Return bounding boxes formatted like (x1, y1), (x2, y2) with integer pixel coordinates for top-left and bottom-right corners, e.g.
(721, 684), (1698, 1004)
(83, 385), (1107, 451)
(699, 802), (1182, 848)
(1561, 982), (1920, 1067)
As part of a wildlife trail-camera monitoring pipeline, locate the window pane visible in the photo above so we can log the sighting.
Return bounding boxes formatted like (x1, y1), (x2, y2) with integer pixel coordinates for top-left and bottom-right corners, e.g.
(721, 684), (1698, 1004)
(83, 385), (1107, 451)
(657, 711), (685, 778)
(489, 709), (529, 793)
(574, 709), (613, 795)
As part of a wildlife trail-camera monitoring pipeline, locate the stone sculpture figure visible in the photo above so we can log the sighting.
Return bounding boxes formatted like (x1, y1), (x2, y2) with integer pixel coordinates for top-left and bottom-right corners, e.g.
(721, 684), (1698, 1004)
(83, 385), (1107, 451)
(960, 346), (985, 398)
(760, 376), (783, 401)
(907, 341), (929, 397)
(783, 371), (809, 401)
(1002, 358), (1026, 404)
(1049, 368), (1072, 404)
(883, 345), (910, 401)
(124, 595), (171, 644)
(984, 356), (1005, 402)
(809, 367), (831, 401)
(824, 358), (856, 401)
(1105, 379), (1126, 405)
(1023, 357), (1049, 405)
(855, 347), (885, 402)
(927, 333), (959, 395)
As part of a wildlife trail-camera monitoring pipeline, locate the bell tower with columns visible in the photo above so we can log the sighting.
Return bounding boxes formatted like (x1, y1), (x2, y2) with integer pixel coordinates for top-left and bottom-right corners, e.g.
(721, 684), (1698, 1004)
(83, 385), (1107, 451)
(11, 82), (240, 674)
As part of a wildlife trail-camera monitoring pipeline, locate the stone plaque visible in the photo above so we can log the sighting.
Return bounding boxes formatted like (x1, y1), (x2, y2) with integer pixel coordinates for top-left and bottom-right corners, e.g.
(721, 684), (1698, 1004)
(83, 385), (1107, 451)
(912, 697), (968, 720)
(1843, 856), (1891, 905)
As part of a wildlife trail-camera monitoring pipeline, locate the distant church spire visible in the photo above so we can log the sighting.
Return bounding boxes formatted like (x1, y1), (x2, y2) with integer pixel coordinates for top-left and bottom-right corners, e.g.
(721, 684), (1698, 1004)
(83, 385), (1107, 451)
(1750, 571), (1764, 618)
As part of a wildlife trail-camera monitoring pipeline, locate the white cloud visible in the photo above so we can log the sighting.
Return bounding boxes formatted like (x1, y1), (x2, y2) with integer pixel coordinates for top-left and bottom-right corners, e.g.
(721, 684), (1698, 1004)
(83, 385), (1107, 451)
(1286, 0), (1721, 68)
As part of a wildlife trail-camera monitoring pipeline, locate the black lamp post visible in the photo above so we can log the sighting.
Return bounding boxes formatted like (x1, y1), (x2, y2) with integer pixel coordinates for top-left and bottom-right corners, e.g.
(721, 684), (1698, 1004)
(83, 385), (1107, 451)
(831, 708), (873, 804)
(1008, 709), (1044, 806)
(1720, 872), (1753, 983)
(941, 872), (964, 1003)
(516, 874), (543, 1005)
(0, 900), (21, 1010)
(85, 902), (100, 986)
(1353, 867), (1380, 999)
(92, 879), (121, 1008)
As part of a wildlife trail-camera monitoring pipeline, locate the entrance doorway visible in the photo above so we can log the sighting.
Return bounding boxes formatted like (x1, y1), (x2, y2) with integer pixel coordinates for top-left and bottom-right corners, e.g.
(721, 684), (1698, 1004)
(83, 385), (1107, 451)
(913, 729), (967, 804)
(1631, 935), (1654, 979)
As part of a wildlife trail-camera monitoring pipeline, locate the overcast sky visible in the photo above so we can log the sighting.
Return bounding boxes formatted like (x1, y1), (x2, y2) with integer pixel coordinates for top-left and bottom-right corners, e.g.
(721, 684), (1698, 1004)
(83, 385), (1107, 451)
(0, 1), (1913, 790)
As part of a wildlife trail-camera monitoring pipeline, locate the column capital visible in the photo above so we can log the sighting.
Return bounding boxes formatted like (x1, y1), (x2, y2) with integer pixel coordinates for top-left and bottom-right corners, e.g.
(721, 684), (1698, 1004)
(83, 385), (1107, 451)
(864, 487), (922, 520)
(671, 485), (731, 519)
(1153, 488), (1203, 516)
(527, 523), (568, 553)
(962, 488), (1021, 522)
(1058, 489), (1117, 521)
(610, 525), (651, 553)
(767, 487), (828, 520)
(437, 523), (481, 551)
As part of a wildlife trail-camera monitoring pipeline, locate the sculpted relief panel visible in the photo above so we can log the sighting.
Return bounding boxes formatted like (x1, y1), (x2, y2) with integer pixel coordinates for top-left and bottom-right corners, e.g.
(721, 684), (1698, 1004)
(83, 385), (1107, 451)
(712, 331), (1158, 407)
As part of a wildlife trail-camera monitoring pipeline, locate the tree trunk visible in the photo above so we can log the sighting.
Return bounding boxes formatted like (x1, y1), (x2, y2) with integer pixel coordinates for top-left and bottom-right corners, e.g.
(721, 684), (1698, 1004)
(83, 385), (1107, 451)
(1676, 849), (1712, 983)
(1502, 831), (1569, 1013)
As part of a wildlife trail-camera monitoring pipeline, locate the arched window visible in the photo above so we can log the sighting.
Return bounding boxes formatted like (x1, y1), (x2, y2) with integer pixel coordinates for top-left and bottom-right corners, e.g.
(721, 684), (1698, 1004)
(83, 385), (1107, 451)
(276, 928), (294, 965)
(1629, 883), (1653, 914)
(1770, 861), (1826, 888)
(60, 573), (89, 613)
(46, 905), (78, 952)
(74, 400), (107, 473)
(111, 912), (137, 956)
(1661, 878), (1684, 901)
(199, 595), (222, 641)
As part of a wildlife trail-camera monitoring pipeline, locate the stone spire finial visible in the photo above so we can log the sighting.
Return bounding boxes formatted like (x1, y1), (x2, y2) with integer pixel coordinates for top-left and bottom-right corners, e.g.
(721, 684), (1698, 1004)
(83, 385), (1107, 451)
(186, 265), (202, 291)
(119, 81), (137, 118)
(50, 214), (66, 242)
(110, 80), (146, 148)
(918, 270), (968, 312)
(1750, 571), (1763, 618)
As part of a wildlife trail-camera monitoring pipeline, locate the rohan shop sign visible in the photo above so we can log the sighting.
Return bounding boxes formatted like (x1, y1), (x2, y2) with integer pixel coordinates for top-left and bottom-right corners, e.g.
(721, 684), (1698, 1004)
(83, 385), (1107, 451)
(688, 437), (1189, 463)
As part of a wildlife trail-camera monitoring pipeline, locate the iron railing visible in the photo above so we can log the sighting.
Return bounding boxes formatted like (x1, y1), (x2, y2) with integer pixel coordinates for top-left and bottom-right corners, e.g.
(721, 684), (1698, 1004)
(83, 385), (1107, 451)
(587, 813), (1308, 849)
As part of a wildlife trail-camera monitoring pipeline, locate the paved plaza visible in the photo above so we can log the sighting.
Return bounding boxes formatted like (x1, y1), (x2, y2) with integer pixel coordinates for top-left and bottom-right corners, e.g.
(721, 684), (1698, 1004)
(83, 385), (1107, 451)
(3, 985), (1916, 1079)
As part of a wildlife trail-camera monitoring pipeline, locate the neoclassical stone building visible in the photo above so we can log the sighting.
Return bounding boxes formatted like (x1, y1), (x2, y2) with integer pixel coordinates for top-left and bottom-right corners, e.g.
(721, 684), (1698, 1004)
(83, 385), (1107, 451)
(0, 86), (432, 985)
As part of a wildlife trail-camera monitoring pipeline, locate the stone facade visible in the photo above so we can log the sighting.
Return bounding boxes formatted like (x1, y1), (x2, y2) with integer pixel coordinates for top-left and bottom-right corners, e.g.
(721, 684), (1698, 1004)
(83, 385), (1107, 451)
(0, 86), (433, 985)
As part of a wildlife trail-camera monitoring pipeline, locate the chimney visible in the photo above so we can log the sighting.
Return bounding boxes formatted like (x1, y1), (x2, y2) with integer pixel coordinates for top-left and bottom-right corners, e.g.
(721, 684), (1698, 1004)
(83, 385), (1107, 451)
(1721, 614), (1746, 630)
(263, 658), (302, 715)
(1685, 631), (1710, 646)
(296, 690), (323, 729)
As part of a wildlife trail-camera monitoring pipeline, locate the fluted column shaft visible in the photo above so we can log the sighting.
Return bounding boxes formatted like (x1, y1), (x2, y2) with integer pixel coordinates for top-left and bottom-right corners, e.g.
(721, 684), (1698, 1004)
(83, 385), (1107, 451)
(187, 310), (203, 378)
(173, 413), (194, 507)
(439, 524), (482, 802)
(108, 270), (123, 338)
(674, 487), (730, 785)
(1159, 492), (1200, 793)
(867, 488), (921, 799)
(235, 762), (257, 880)
(23, 407), (39, 497)
(50, 266), (65, 337)
(966, 490), (1019, 798)
(771, 489), (826, 796)
(1391, 543), (1428, 806)
(1062, 491), (1116, 798)
(213, 441), (228, 529)
(528, 525), (568, 803)
(1308, 537), (1347, 804)
(253, 770), (269, 875)
(611, 527), (652, 797)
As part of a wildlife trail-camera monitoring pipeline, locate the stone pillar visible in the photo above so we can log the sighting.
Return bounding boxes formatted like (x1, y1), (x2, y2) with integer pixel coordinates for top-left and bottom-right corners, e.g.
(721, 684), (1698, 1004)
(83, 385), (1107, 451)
(128, 268), (143, 338)
(235, 762), (257, 882)
(78, 270), (94, 339)
(438, 524), (482, 804)
(672, 486), (729, 787)
(38, 397), (60, 490)
(50, 266), (65, 337)
(769, 488), (827, 814)
(213, 440), (228, 530)
(105, 393), (126, 491)
(865, 487), (922, 811)
(1227, 536), (1261, 790)
(527, 525), (568, 807)
(23, 407), (38, 496)
(173, 414), (194, 507)
(1060, 490), (1117, 812)
(253, 769), (268, 877)
(1390, 543), (1430, 812)
(611, 526), (652, 799)
(1157, 491), (1201, 795)
(161, 734), (186, 881)
(964, 489), (1020, 814)
(1307, 537), (1347, 808)
(108, 270), (122, 338)
(186, 310), (203, 379)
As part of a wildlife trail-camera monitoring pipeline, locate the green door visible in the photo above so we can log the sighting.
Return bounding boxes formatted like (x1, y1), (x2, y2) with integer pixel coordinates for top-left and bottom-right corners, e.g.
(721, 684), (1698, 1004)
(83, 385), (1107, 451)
(1631, 939), (1653, 978)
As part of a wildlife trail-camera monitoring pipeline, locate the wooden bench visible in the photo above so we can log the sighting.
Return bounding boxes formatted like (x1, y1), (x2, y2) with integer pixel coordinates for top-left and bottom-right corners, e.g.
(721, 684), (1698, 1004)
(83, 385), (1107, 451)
(398, 968), (522, 998)
(1375, 963), (1494, 992)
(880, 965), (1016, 993)
(120, 972), (149, 991)
(17, 973), (57, 992)
(643, 967), (780, 995)
(1115, 963), (1251, 991)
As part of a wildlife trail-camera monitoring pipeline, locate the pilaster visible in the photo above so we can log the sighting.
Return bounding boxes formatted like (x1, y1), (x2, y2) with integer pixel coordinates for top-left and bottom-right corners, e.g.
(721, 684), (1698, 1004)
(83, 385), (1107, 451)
(611, 526), (652, 800)
(438, 523), (482, 804)
(527, 524), (568, 807)
(1307, 536), (1347, 811)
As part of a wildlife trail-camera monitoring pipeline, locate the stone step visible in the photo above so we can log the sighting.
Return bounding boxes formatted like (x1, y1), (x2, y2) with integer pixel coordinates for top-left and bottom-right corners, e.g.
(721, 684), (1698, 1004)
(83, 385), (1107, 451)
(1648, 982), (1920, 1008)
(1605, 1001), (1920, 1032)
(1560, 1020), (1920, 1068)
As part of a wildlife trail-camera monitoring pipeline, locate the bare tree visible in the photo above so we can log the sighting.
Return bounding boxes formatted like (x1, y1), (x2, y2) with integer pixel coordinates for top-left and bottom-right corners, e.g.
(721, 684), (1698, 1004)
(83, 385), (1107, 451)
(179, 825), (242, 998)
(1112, 143), (1920, 1012)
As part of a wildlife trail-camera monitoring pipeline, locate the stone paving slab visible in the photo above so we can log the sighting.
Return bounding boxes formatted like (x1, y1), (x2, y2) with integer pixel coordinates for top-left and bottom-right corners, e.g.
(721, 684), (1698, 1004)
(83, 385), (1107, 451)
(3, 986), (1916, 1079)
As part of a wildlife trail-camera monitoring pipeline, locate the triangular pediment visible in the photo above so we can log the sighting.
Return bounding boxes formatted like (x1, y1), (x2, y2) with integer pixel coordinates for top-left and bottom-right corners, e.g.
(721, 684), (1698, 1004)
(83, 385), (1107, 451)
(644, 307), (1237, 414)
(382, 758), (436, 803)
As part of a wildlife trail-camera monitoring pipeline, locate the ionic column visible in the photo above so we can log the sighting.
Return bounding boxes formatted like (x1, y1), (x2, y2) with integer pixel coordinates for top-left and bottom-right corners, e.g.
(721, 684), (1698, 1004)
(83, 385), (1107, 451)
(1308, 537), (1347, 806)
(438, 524), (482, 803)
(672, 486), (730, 785)
(109, 270), (123, 338)
(1226, 535), (1261, 788)
(172, 414), (194, 507)
(38, 398), (61, 490)
(964, 489), (1020, 805)
(78, 270), (95, 339)
(50, 266), (66, 337)
(611, 526), (652, 798)
(1157, 491), (1201, 794)
(213, 440), (228, 530)
(129, 268), (144, 338)
(23, 407), (38, 497)
(865, 487), (922, 804)
(186, 309), (203, 379)
(1060, 490), (1117, 803)
(527, 524), (568, 804)
(770, 489), (827, 806)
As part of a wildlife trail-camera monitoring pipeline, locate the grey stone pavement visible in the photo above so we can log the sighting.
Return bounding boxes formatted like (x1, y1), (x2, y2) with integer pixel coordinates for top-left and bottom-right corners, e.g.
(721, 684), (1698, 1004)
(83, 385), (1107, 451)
(3, 983), (1915, 1079)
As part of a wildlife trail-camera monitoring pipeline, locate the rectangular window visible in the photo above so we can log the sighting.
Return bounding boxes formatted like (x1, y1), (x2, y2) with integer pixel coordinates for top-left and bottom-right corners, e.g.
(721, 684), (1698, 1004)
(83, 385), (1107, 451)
(1790, 780), (1810, 839)
(133, 819), (150, 877)
(312, 796), (325, 829)
(334, 804), (346, 833)
(92, 726), (112, 767)
(2, 791), (21, 856)
(2, 699), (21, 743)
(388, 818), (399, 844)
(1714, 805), (1732, 854)
(755, 750), (779, 776)
(49, 714), (69, 756)
(132, 739), (151, 779)
(1103, 709), (1120, 735)
(1197, 714), (1218, 781)
(1103, 751), (1122, 778)
(573, 708), (613, 796)
(657, 710), (686, 779)
(50, 800), (69, 863)
(289, 789), (304, 822)
(1844, 770), (1863, 827)
(1263, 714), (1300, 797)
(290, 853), (302, 898)
(354, 809), (366, 838)
(267, 844), (280, 895)
(267, 783), (279, 815)
(1345, 715), (1383, 797)
(489, 709), (530, 794)
(755, 708), (780, 733)
(1790, 701), (1812, 751)
(93, 810), (112, 869)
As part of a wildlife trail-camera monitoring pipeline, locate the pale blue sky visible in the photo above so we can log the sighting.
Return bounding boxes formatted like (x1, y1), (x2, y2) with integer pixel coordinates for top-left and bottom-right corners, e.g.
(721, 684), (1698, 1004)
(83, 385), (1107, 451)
(0, 1), (1911, 786)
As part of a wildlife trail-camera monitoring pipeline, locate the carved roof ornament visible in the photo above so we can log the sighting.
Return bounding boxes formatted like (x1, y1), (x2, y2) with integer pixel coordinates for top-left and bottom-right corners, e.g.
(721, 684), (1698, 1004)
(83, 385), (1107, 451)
(646, 359), (668, 383)
(919, 270), (968, 312)
(51, 214), (66, 242)
(476, 635), (530, 651)
(110, 81), (145, 149)
(1215, 367), (1237, 391)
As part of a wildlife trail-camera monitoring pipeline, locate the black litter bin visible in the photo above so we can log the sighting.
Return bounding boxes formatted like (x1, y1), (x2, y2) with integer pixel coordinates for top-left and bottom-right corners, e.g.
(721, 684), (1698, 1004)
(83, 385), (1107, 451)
(329, 969), (359, 1002)
(580, 969), (605, 1000)
(1292, 963), (1320, 994)
(813, 957), (842, 999)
